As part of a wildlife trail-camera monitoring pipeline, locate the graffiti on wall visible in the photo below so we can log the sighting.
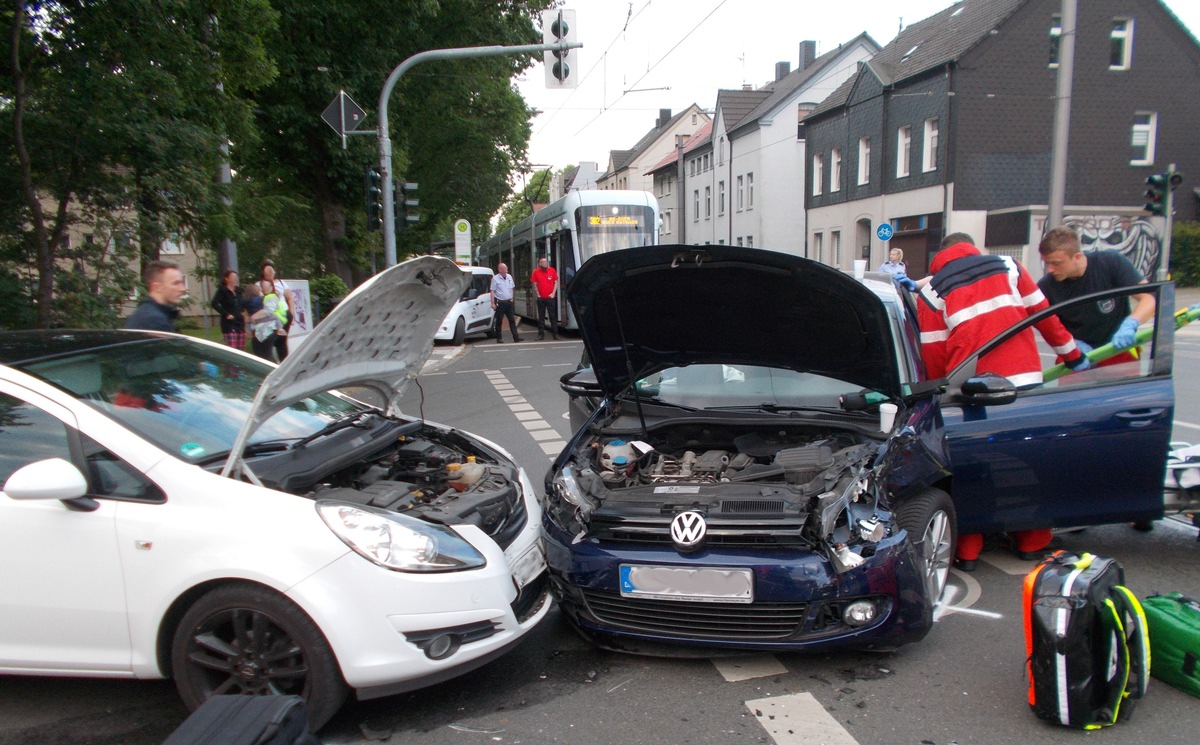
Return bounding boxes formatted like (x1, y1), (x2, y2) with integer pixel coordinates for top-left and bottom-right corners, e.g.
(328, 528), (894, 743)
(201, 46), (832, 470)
(1060, 215), (1161, 279)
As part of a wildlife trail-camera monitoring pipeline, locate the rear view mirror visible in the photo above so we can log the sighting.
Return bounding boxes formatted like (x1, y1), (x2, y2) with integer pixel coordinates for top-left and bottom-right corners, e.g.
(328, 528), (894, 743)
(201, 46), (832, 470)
(3, 458), (99, 512)
(958, 373), (1018, 406)
(560, 367), (603, 398)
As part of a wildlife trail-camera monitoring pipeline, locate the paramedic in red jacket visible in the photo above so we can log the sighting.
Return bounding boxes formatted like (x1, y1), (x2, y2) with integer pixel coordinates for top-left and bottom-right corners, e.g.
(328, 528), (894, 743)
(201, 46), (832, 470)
(916, 234), (1091, 570)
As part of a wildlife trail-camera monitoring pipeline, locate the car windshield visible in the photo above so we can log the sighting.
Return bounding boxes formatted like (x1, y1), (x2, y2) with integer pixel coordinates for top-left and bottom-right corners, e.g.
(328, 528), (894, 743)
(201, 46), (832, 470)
(633, 364), (864, 410)
(19, 338), (365, 463)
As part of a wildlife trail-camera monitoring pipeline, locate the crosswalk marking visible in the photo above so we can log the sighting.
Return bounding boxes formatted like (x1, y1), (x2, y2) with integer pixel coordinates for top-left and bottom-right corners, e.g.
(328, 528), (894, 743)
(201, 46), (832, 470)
(483, 369), (568, 458)
(746, 692), (860, 745)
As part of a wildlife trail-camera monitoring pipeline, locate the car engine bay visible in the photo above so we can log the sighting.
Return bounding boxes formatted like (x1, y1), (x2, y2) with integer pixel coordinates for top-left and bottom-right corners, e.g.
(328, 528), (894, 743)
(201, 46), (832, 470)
(550, 422), (893, 570)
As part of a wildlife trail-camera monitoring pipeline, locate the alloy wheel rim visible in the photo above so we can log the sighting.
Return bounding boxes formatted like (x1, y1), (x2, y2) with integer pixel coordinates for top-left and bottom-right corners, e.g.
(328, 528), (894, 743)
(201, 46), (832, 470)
(185, 607), (309, 697)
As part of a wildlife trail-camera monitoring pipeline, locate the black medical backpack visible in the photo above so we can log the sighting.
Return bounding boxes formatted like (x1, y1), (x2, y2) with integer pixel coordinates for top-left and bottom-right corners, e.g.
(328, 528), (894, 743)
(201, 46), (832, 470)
(1023, 552), (1149, 729)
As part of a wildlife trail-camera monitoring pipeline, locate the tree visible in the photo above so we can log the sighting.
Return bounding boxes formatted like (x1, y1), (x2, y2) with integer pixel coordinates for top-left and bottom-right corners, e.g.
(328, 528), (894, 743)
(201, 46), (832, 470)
(2, 0), (277, 327)
(238, 0), (554, 285)
(493, 164), (574, 235)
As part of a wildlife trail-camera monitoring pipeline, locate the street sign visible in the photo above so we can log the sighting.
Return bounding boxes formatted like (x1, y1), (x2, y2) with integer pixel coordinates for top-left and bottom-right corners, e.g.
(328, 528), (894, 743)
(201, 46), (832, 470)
(321, 90), (368, 148)
(454, 219), (472, 264)
(876, 223), (894, 241)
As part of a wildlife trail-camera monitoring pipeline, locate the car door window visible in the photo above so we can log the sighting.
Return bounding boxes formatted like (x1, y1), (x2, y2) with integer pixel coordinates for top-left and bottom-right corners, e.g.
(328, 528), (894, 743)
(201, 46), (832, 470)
(0, 392), (71, 484)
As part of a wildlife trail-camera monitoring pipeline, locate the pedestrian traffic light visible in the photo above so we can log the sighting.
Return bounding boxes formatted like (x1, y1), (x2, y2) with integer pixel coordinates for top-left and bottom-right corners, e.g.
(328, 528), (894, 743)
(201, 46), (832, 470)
(542, 8), (577, 89)
(1144, 173), (1167, 216)
(365, 166), (383, 230)
(397, 180), (418, 229)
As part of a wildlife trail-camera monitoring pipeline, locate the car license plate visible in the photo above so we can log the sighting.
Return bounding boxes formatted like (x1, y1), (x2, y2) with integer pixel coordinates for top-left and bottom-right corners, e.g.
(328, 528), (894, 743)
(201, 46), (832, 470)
(619, 565), (753, 603)
(509, 544), (546, 589)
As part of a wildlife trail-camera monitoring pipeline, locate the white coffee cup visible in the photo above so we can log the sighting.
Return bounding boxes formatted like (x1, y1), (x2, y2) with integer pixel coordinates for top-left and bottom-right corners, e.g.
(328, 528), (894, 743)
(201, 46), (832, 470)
(879, 402), (898, 432)
(853, 260), (867, 279)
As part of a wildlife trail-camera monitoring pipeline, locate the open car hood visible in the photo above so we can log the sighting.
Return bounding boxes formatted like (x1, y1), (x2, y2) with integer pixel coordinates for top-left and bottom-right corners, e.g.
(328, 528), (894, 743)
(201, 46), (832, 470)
(223, 256), (468, 477)
(567, 244), (902, 399)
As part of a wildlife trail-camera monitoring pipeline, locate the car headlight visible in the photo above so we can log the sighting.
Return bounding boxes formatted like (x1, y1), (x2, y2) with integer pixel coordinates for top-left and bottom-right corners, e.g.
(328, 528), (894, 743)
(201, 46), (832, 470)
(316, 501), (486, 572)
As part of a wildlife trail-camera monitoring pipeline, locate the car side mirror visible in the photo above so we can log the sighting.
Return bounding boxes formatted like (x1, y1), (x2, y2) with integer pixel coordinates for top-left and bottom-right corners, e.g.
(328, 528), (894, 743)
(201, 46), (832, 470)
(958, 373), (1018, 406)
(3, 458), (99, 511)
(560, 367), (603, 398)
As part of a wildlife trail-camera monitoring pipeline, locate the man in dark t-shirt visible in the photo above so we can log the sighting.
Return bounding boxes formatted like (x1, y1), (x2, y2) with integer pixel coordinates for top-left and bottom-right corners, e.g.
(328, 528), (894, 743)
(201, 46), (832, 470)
(1037, 226), (1155, 365)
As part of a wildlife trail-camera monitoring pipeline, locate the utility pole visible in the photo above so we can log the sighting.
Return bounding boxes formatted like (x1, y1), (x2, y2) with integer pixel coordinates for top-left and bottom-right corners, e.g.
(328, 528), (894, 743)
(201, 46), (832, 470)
(376, 40), (581, 267)
(1047, 0), (1077, 229)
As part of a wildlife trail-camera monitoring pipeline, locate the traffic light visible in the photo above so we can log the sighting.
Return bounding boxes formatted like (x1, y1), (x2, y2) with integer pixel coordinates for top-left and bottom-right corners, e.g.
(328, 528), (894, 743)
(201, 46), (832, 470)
(542, 8), (577, 89)
(1144, 173), (1167, 216)
(365, 166), (383, 230)
(395, 180), (419, 230)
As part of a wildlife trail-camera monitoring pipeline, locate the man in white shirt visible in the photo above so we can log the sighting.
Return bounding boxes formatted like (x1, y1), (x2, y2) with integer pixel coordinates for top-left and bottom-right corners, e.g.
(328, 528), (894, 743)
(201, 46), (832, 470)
(489, 263), (522, 343)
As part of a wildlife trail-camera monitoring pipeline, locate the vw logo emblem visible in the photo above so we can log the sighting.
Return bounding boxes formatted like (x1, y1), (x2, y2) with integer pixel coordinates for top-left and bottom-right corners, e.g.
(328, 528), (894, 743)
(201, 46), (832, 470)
(671, 511), (707, 551)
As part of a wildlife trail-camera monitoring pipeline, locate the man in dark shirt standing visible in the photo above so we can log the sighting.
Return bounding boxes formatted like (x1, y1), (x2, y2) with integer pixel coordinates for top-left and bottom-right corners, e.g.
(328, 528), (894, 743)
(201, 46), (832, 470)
(1037, 226), (1155, 366)
(125, 260), (186, 332)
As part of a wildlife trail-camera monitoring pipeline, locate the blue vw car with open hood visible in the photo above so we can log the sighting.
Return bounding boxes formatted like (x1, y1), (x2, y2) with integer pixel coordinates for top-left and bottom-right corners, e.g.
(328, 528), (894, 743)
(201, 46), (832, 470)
(544, 244), (1178, 655)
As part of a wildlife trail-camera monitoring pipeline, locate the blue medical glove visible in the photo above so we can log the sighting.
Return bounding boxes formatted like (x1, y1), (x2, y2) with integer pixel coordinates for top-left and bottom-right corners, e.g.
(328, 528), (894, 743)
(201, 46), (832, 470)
(892, 272), (918, 292)
(1109, 316), (1139, 350)
(1065, 353), (1092, 371)
(1074, 339), (1093, 355)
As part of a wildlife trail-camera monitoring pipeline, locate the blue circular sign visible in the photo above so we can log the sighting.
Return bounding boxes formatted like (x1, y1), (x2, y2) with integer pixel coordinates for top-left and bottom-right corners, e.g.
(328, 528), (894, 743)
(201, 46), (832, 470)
(876, 223), (894, 241)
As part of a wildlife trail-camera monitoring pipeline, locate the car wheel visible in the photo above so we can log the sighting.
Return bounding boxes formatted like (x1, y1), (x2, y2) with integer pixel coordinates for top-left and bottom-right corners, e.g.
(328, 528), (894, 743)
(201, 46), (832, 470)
(171, 584), (348, 731)
(896, 487), (956, 604)
(452, 316), (466, 345)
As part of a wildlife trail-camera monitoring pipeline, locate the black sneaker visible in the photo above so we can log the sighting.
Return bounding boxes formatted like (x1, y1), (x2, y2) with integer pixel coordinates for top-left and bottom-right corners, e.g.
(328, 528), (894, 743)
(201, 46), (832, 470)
(496, 338), (502, 343)
(513, 337), (522, 342)
(954, 558), (978, 572)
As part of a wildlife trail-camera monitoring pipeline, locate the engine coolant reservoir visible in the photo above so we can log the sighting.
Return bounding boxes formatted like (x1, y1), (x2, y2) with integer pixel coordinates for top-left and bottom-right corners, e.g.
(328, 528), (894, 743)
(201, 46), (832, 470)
(600, 439), (636, 471)
(448, 456), (486, 492)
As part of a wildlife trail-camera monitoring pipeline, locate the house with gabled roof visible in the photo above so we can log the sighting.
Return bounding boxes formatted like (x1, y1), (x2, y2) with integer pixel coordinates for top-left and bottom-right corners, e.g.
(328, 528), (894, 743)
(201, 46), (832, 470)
(596, 105), (710, 193)
(645, 36), (880, 250)
(804, 0), (1200, 279)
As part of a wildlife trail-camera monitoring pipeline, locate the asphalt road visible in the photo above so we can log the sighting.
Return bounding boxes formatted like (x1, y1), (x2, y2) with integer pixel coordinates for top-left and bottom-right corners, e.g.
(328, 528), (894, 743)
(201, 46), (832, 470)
(3, 304), (1199, 745)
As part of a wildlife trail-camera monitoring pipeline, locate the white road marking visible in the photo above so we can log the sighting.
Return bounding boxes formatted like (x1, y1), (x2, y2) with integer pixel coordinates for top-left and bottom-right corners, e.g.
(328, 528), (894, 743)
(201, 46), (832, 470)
(746, 692), (859, 745)
(482, 368), (568, 457)
(1174, 420), (1200, 431)
(713, 655), (788, 682)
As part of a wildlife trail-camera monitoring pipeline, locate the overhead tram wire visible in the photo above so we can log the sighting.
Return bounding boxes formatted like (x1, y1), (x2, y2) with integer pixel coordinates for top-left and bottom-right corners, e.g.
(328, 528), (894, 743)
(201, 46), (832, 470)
(533, 0), (654, 136)
(574, 0), (729, 136)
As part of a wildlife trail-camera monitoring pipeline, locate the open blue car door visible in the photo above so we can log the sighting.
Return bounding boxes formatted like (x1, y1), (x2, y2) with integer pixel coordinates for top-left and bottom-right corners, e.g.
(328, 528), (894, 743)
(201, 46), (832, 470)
(939, 282), (1174, 534)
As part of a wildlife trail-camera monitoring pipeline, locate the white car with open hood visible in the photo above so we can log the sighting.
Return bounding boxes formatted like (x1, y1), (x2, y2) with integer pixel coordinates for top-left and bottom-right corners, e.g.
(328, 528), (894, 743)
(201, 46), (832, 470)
(0, 256), (549, 730)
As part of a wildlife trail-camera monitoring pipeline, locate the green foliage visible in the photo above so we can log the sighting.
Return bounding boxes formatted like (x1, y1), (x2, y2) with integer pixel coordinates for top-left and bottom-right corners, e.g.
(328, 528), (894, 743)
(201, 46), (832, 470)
(309, 274), (350, 321)
(240, 0), (554, 281)
(1170, 221), (1200, 287)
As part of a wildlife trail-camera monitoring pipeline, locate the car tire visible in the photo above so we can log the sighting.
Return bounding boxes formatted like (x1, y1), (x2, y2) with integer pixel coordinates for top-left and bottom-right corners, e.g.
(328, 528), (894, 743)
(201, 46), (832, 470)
(171, 584), (348, 731)
(452, 316), (466, 345)
(896, 487), (956, 604)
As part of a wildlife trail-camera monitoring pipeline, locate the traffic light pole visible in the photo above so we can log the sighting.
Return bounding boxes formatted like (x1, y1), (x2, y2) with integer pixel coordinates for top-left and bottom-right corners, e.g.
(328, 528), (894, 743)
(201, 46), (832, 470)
(1159, 161), (1177, 282)
(377, 41), (581, 267)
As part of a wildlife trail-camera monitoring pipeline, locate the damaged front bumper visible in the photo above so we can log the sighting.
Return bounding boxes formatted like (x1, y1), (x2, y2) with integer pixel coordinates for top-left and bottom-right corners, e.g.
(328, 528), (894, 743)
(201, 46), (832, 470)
(542, 517), (932, 653)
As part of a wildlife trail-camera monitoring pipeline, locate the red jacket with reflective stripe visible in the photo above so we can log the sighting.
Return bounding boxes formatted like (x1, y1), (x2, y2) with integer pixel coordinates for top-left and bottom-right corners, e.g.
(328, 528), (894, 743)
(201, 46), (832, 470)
(917, 243), (1083, 387)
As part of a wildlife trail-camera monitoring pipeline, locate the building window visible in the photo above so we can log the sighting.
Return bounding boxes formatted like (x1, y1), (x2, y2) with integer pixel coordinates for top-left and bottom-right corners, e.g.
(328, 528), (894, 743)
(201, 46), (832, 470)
(663, 211), (672, 235)
(923, 118), (939, 172)
(719, 136), (725, 165)
(705, 186), (711, 219)
(812, 154), (824, 196)
(737, 236), (744, 247)
(160, 236), (185, 255)
(858, 137), (871, 185)
(737, 175), (744, 211)
(703, 154), (710, 172)
(747, 173), (755, 208)
(689, 159), (696, 176)
(718, 180), (726, 215)
(831, 148), (842, 191)
(1111, 19), (1133, 70)
(1049, 13), (1061, 67)
(693, 190), (700, 221)
(746, 235), (753, 248)
(897, 126), (912, 178)
(813, 232), (824, 263)
(1130, 111), (1157, 166)
(831, 230), (842, 266)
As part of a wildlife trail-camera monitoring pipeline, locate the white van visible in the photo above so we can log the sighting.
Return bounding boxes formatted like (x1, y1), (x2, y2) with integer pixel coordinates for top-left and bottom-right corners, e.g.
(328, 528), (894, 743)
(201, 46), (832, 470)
(434, 265), (494, 344)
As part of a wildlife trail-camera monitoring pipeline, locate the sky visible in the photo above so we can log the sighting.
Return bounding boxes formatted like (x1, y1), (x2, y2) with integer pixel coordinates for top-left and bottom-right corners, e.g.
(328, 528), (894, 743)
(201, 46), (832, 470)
(515, 0), (1200, 173)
